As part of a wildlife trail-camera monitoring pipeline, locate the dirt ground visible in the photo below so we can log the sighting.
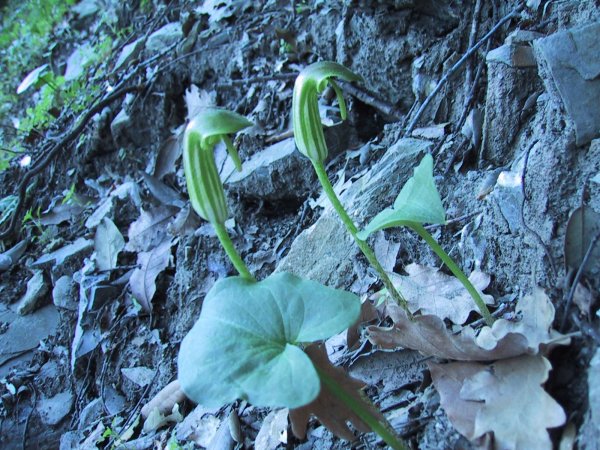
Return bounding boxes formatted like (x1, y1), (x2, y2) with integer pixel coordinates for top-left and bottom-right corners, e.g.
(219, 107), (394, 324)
(1, 1), (600, 449)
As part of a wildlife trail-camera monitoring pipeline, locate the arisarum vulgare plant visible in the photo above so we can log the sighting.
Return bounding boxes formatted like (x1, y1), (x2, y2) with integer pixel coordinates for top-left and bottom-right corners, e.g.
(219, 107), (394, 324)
(183, 108), (254, 280)
(292, 61), (410, 312)
(179, 107), (408, 450)
(358, 154), (495, 326)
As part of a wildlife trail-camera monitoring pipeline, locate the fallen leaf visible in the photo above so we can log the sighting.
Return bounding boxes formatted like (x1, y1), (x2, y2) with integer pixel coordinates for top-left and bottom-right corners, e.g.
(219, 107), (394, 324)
(85, 181), (142, 229)
(129, 239), (173, 311)
(564, 206), (600, 277)
(428, 360), (482, 440)
(141, 380), (186, 418)
(572, 282), (594, 318)
(373, 232), (401, 272)
(125, 205), (178, 253)
(141, 172), (185, 207)
(368, 288), (569, 361)
(288, 343), (375, 441)
(255, 409), (289, 450)
(121, 366), (155, 387)
(143, 402), (183, 433)
(389, 263), (494, 325)
(153, 133), (183, 178)
(185, 85), (216, 120)
(461, 355), (566, 450)
(94, 217), (125, 271)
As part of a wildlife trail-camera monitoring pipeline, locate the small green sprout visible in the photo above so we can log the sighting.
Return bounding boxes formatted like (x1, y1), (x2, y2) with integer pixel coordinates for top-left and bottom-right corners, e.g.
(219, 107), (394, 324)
(292, 61), (410, 312)
(358, 154), (494, 326)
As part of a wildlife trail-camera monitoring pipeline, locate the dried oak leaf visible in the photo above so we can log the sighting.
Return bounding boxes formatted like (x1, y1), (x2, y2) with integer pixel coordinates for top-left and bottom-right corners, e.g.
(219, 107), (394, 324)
(368, 288), (569, 361)
(125, 205), (178, 253)
(129, 240), (174, 311)
(430, 356), (566, 450)
(288, 343), (376, 441)
(389, 263), (494, 325)
(141, 380), (186, 418)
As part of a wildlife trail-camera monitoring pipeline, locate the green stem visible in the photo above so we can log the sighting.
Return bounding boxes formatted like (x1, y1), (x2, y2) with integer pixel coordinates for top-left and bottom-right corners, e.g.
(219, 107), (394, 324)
(409, 223), (494, 326)
(317, 368), (409, 450)
(213, 222), (256, 282)
(312, 160), (410, 314)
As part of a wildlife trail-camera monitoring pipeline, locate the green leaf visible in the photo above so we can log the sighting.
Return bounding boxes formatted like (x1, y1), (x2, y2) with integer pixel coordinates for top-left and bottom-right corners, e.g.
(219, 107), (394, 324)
(358, 154), (446, 240)
(178, 272), (360, 409)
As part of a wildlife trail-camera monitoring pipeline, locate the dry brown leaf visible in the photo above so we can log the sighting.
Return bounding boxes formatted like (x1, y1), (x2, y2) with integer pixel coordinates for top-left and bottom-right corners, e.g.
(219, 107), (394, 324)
(347, 300), (379, 351)
(141, 380), (186, 418)
(130, 240), (174, 311)
(288, 343), (374, 441)
(389, 263), (494, 325)
(429, 356), (566, 449)
(368, 288), (569, 361)
(125, 205), (178, 253)
(185, 85), (216, 120)
(428, 360), (483, 440)
(461, 355), (566, 450)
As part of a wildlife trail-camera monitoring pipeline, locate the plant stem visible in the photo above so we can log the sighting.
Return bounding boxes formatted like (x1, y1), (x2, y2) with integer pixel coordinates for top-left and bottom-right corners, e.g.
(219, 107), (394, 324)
(312, 160), (410, 313)
(316, 368), (409, 450)
(409, 222), (494, 326)
(213, 221), (256, 282)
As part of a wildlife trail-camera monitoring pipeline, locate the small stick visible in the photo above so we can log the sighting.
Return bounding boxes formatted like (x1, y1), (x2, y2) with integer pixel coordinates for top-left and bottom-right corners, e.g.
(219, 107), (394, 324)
(404, 3), (524, 137)
(520, 141), (558, 280)
(337, 80), (402, 120)
(560, 231), (600, 332)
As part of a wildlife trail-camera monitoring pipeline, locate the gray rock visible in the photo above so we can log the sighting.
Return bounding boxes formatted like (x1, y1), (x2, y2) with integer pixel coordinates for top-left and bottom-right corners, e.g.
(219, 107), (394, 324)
(52, 275), (78, 311)
(145, 22), (183, 53)
(579, 348), (600, 449)
(78, 398), (103, 430)
(277, 138), (431, 288)
(0, 305), (59, 378)
(224, 138), (315, 201)
(16, 271), (48, 315)
(31, 237), (93, 269)
(481, 50), (539, 165)
(534, 22), (600, 146)
(37, 391), (74, 426)
(110, 108), (132, 148)
(486, 44), (536, 68)
(114, 38), (144, 72)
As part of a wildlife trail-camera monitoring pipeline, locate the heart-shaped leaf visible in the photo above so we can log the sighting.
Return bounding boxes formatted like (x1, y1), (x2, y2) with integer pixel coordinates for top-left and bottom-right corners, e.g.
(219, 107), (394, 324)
(358, 154), (446, 240)
(178, 272), (360, 409)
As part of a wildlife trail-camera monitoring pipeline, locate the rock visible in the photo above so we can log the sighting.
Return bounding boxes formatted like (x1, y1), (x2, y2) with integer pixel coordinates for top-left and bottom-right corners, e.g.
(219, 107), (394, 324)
(64, 44), (95, 81)
(78, 398), (103, 430)
(481, 45), (540, 165)
(224, 138), (315, 202)
(114, 38), (144, 72)
(52, 275), (78, 311)
(31, 237), (93, 270)
(0, 305), (59, 378)
(534, 22), (600, 146)
(145, 22), (183, 53)
(71, 0), (99, 18)
(16, 271), (48, 315)
(110, 108), (132, 148)
(276, 138), (431, 288)
(0, 240), (28, 272)
(486, 44), (536, 68)
(37, 391), (74, 426)
(579, 349), (600, 449)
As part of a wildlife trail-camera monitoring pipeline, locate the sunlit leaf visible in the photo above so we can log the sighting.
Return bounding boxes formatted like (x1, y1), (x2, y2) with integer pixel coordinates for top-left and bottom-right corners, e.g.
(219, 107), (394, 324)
(358, 154), (446, 240)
